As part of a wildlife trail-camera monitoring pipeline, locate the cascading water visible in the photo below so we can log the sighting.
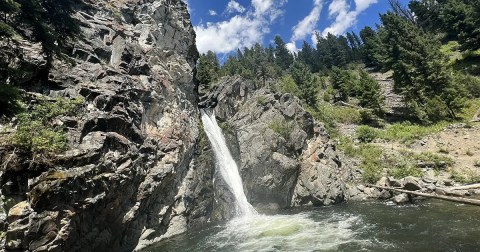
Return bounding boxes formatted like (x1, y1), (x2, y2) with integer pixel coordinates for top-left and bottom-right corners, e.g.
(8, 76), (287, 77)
(200, 109), (257, 217)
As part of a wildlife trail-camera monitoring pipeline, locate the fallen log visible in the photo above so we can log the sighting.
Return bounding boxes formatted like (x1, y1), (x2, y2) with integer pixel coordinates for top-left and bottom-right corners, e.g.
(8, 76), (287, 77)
(448, 183), (480, 191)
(368, 184), (480, 207)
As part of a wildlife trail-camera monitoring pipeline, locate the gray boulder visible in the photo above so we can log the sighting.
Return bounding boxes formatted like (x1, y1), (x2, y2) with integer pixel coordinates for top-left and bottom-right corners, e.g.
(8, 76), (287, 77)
(393, 193), (410, 204)
(403, 176), (422, 191)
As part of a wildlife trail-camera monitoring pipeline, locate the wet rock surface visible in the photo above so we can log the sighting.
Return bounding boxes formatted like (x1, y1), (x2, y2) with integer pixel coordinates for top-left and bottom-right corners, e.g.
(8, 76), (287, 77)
(0, 0), (219, 251)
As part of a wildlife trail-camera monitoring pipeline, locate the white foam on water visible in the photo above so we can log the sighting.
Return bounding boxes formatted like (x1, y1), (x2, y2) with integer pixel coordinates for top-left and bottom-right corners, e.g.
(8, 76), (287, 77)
(207, 213), (369, 251)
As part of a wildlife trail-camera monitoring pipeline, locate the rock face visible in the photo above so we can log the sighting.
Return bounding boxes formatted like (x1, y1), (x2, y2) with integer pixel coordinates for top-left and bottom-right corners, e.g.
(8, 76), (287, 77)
(204, 76), (352, 209)
(0, 1), (221, 251)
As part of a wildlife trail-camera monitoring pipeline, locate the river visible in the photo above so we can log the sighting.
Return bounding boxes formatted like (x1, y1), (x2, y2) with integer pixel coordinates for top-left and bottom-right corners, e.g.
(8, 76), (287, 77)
(144, 199), (480, 251)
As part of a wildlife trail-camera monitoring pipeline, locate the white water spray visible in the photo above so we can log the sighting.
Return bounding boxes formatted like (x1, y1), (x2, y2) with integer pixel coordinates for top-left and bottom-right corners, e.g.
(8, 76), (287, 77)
(200, 109), (257, 217)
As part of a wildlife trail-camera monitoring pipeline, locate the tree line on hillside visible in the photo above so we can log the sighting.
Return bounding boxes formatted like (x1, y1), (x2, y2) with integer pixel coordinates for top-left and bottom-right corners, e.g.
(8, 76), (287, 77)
(197, 0), (480, 124)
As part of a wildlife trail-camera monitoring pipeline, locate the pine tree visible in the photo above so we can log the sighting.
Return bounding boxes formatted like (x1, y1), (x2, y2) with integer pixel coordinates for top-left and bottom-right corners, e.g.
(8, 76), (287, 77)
(346, 32), (361, 61)
(410, 0), (480, 51)
(291, 61), (318, 107)
(196, 51), (220, 87)
(330, 67), (358, 102)
(358, 70), (385, 115)
(274, 35), (294, 70)
(359, 26), (386, 69)
(297, 41), (317, 72)
(381, 12), (465, 122)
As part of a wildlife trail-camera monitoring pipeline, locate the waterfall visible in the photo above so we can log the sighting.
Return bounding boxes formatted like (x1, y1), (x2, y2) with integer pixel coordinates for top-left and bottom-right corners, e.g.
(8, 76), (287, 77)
(200, 109), (257, 217)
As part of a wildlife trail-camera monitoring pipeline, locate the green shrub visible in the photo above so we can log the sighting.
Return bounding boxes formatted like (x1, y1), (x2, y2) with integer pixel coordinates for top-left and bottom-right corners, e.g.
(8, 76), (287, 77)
(276, 75), (300, 96)
(311, 103), (362, 124)
(0, 22), (16, 37)
(411, 152), (454, 170)
(218, 121), (236, 136)
(361, 163), (383, 184)
(460, 99), (480, 122)
(359, 145), (384, 183)
(269, 119), (294, 140)
(390, 163), (422, 179)
(424, 96), (454, 123)
(356, 125), (379, 143)
(322, 86), (335, 102)
(10, 97), (84, 155)
(256, 95), (268, 106)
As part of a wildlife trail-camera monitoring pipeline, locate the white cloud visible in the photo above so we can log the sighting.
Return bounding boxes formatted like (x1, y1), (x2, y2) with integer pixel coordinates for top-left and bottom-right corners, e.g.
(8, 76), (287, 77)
(284, 0), (323, 53)
(252, 0), (273, 15)
(291, 0), (323, 42)
(195, 0), (288, 54)
(209, 10), (218, 16)
(355, 0), (378, 12)
(226, 0), (246, 14)
(321, 0), (378, 36)
(286, 42), (298, 53)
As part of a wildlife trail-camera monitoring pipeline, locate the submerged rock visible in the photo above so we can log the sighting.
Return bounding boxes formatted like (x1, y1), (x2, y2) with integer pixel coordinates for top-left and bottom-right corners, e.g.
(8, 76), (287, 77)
(393, 193), (410, 204)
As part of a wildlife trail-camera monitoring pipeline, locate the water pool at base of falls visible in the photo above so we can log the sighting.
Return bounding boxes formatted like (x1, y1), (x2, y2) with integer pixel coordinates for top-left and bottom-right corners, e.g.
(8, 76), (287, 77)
(144, 200), (480, 252)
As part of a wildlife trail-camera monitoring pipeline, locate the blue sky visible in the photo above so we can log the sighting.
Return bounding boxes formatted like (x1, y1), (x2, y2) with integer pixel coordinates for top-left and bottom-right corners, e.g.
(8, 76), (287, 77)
(184, 0), (409, 54)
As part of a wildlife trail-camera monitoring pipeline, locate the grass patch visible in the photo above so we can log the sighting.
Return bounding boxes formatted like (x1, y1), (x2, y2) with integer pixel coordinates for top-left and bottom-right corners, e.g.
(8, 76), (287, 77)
(307, 103), (362, 137)
(338, 137), (358, 157)
(376, 122), (449, 143)
(390, 163), (422, 179)
(358, 145), (384, 183)
(402, 151), (454, 170)
(256, 95), (268, 106)
(460, 99), (480, 121)
(451, 169), (480, 184)
(337, 139), (384, 183)
(269, 119), (294, 140)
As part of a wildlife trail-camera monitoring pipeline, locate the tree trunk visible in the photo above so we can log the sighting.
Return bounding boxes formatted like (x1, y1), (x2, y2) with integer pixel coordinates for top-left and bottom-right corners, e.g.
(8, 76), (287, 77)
(368, 184), (480, 206)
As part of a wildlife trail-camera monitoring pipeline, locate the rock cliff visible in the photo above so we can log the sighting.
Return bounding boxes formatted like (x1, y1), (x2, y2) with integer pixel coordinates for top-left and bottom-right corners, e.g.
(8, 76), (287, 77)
(0, 0), (217, 251)
(202, 76), (353, 211)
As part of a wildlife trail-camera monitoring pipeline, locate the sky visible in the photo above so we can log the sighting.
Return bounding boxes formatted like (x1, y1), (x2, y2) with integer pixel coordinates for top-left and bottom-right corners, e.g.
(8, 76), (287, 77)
(184, 0), (410, 55)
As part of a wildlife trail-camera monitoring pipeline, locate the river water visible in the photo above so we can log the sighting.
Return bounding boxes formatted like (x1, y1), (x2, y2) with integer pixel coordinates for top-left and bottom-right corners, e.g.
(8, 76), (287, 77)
(144, 200), (480, 251)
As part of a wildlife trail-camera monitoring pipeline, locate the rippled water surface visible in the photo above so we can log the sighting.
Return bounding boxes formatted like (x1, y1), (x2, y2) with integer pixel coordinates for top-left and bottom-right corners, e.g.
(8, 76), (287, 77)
(144, 200), (480, 252)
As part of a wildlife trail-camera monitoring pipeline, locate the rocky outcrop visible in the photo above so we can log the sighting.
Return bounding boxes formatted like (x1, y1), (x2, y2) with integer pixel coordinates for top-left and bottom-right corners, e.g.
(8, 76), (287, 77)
(0, 0), (222, 251)
(204, 76), (352, 210)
